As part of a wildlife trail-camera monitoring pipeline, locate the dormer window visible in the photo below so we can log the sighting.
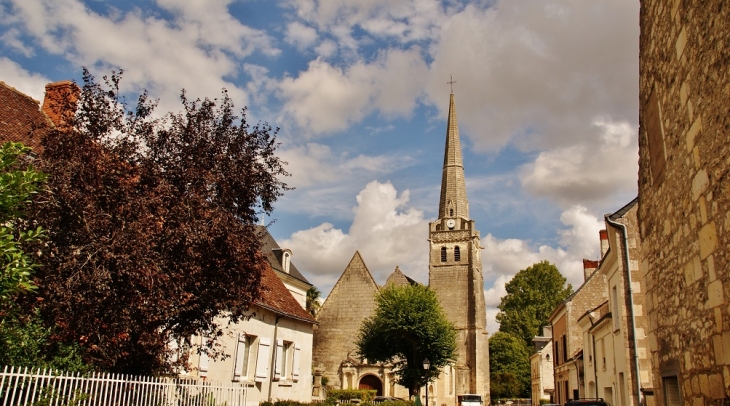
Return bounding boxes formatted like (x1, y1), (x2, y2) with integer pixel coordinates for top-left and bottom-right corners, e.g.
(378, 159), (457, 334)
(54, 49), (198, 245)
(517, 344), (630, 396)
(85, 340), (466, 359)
(282, 251), (291, 274)
(454, 246), (461, 262)
(440, 247), (447, 262)
(450, 209), (454, 216)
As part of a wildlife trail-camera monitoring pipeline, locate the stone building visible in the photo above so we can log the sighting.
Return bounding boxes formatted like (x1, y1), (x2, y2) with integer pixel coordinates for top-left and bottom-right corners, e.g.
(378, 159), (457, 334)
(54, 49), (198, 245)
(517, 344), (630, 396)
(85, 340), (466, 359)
(549, 263), (608, 405)
(638, 0), (730, 405)
(530, 326), (555, 406)
(313, 91), (490, 405)
(428, 91), (490, 404)
(312, 251), (412, 398)
(578, 200), (654, 406)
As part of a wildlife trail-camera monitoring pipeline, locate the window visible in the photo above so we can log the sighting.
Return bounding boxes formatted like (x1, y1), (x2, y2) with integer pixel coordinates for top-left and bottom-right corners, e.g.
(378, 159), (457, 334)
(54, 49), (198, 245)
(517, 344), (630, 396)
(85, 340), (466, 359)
(275, 340), (301, 382)
(450, 209), (454, 216)
(663, 376), (681, 406)
(600, 338), (606, 370)
(441, 247), (447, 262)
(233, 333), (255, 381)
(454, 246), (461, 262)
(282, 252), (291, 274)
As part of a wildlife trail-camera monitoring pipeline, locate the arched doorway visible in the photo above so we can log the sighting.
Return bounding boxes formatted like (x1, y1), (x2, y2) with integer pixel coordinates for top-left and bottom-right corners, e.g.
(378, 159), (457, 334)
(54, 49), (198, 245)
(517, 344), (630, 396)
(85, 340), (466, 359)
(358, 374), (383, 396)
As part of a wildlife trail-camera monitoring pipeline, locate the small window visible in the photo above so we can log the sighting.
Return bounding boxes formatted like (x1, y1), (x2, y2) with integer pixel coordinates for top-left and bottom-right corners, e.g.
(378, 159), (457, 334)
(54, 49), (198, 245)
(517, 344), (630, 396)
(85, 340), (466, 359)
(440, 247), (447, 262)
(663, 376), (681, 406)
(450, 209), (454, 216)
(233, 333), (254, 381)
(454, 246), (461, 262)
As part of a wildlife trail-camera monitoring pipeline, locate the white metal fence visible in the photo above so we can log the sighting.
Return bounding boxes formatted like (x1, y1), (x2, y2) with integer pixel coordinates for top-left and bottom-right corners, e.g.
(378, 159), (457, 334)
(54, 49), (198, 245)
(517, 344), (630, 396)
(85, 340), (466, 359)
(0, 365), (248, 406)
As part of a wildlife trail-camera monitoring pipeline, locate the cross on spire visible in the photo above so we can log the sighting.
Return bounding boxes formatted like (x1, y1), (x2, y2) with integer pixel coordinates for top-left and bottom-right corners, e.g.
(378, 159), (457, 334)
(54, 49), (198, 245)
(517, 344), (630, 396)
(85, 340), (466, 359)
(447, 75), (457, 94)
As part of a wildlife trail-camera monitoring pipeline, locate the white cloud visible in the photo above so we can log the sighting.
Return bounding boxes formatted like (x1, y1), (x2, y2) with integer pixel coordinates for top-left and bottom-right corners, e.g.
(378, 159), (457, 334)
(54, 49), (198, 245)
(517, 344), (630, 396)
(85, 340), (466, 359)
(519, 118), (638, 208)
(3, 0), (278, 113)
(285, 21), (318, 51)
(0, 57), (50, 101)
(281, 180), (429, 292)
(277, 47), (427, 136)
(427, 0), (639, 152)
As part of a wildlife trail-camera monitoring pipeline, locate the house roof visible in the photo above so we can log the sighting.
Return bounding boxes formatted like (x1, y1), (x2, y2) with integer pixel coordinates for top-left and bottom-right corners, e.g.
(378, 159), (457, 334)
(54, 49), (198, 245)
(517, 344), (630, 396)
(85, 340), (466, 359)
(256, 261), (316, 324)
(0, 81), (52, 151)
(607, 197), (638, 221)
(256, 225), (311, 286)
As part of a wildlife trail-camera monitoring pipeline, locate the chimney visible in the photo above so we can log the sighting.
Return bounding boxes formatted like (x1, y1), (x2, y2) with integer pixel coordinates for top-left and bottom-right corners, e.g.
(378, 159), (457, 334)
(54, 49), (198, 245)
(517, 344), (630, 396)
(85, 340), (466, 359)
(42, 81), (80, 128)
(599, 229), (609, 257)
(583, 259), (599, 281)
(542, 325), (552, 338)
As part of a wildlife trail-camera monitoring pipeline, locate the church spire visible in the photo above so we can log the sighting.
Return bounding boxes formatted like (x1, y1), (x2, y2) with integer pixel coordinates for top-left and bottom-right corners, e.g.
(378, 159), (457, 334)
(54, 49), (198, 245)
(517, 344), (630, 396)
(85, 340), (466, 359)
(438, 90), (469, 220)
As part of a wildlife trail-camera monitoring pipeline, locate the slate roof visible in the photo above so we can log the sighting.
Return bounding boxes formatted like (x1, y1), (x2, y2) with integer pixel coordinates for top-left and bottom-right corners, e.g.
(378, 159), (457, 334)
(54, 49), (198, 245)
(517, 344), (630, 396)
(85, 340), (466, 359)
(607, 197), (638, 221)
(256, 225), (311, 286)
(0, 81), (52, 151)
(256, 261), (316, 324)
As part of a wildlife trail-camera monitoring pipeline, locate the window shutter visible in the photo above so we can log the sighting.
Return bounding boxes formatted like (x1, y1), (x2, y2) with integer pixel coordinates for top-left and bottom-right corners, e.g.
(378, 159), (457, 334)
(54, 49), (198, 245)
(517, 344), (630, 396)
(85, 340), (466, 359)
(254, 338), (271, 382)
(292, 344), (301, 382)
(274, 339), (284, 380)
(233, 333), (247, 380)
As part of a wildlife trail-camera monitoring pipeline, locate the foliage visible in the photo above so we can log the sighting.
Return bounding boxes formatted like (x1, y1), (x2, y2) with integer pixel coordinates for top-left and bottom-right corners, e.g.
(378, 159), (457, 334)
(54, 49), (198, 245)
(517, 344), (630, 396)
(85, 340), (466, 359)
(0, 308), (92, 372)
(489, 372), (523, 402)
(0, 142), (46, 316)
(496, 260), (573, 348)
(327, 389), (377, 402)
(357, 284), (456, 397)
(27, 69), (290, 374)
(306, 286), (321, 317)
(489, 332), (530, 399)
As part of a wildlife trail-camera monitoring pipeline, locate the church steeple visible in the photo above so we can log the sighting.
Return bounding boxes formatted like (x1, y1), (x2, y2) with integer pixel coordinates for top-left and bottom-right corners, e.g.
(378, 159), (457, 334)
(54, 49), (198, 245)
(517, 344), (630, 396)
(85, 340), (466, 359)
(438, 91), (469, 220)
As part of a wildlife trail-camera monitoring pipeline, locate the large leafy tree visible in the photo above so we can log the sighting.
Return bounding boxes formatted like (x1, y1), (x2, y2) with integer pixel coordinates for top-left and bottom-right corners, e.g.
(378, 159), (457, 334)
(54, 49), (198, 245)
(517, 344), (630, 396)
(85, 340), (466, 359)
(357, 284), (456, 398)
(26, 69), (290, 374)
(488, 331), (531, 400)
(0, 142), (45, 314)
(496, 260), (573, 348)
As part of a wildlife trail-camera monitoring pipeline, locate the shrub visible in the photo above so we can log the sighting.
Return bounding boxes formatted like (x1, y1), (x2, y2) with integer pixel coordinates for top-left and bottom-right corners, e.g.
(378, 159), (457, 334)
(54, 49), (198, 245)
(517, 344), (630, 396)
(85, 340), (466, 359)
(327, 389), (377, 403)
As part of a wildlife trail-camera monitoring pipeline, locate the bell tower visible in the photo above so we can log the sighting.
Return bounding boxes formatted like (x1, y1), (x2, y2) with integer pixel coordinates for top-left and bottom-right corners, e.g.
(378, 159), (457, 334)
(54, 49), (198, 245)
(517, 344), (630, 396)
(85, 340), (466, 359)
(428, 87), (490, 400)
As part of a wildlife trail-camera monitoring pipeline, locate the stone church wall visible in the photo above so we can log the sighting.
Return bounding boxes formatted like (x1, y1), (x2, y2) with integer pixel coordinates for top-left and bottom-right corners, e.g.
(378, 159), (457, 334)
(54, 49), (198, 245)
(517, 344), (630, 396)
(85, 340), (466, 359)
(638, 0), (730, 404)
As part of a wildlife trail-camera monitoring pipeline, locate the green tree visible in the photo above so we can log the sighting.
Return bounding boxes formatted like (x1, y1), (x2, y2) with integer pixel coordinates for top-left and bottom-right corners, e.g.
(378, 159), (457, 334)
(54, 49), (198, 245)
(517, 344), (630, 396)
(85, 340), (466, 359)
(26, 69), (290, 374)
(489, 331), (530, 399)
(357, 284), (456, 398)
(496, 260), (573, 348)
(0, 142), (46, 317)
(306, 286), (321, 317)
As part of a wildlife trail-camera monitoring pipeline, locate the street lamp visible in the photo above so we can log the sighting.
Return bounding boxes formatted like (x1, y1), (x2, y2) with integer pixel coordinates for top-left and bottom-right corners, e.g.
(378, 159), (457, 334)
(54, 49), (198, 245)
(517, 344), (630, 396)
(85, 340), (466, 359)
(423, 359), (431, 406)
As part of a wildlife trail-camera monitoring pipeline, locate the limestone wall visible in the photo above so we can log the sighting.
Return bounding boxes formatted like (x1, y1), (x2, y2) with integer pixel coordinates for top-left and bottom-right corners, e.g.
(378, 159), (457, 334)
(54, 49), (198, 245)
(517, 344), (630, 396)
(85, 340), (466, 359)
(638, 0), (730, 404)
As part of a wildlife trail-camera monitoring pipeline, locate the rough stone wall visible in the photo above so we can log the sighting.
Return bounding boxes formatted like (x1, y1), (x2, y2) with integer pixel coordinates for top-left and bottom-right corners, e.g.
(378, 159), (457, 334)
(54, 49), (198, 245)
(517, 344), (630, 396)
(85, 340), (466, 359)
(638, 0), (730, 405)
(312, 252), (380, 388)
(567, 273), (609, 358)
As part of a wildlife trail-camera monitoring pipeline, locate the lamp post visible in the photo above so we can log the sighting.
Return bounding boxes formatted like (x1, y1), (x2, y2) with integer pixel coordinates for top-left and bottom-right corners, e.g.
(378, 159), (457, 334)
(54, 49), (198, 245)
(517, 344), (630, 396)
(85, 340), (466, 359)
(423, 359), (431, 406)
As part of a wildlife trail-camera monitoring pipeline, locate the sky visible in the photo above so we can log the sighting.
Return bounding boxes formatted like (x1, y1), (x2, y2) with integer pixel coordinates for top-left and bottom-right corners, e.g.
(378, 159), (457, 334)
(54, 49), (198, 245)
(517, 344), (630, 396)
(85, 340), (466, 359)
(0, 0), (640, 333)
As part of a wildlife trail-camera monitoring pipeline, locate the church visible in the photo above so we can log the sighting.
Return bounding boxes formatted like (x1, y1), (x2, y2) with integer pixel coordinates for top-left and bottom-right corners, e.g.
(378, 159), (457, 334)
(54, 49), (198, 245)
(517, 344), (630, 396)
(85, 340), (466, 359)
(312, 90), (490, 405)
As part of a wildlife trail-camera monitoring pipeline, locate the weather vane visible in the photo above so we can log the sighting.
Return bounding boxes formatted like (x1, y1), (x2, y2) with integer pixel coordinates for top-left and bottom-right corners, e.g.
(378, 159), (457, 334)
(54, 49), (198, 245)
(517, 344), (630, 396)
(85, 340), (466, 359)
(447, 75), (457, 94)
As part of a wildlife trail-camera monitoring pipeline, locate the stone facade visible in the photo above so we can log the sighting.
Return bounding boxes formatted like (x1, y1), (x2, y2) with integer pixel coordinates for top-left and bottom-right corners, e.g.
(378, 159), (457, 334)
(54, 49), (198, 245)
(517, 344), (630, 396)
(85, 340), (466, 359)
(550, 267), (608, 405)
(638, 0), (730, 405)
(530, 326), (555, 406)
(428, 92), (489, 404)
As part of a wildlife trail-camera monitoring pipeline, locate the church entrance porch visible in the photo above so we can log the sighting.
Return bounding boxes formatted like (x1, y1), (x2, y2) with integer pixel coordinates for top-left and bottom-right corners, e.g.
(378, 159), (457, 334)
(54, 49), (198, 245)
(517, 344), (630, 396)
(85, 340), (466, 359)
(359, 374), (383, 396)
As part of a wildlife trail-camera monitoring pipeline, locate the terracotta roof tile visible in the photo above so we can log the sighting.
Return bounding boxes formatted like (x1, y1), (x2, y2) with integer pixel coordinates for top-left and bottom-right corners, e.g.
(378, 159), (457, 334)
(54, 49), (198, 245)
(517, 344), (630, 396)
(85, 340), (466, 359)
(0, 81), (52, 151)
(256, 262), (316, 324)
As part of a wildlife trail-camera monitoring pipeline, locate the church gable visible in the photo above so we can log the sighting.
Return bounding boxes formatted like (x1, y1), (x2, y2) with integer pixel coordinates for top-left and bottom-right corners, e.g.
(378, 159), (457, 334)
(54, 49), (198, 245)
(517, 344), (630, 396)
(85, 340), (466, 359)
(312, 251), (381, 387)
(384, 266), (418, 288)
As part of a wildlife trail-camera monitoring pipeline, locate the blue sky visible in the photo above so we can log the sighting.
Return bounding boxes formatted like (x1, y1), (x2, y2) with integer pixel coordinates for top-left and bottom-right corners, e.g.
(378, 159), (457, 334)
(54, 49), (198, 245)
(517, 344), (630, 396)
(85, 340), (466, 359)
(0, 0), (640, 332)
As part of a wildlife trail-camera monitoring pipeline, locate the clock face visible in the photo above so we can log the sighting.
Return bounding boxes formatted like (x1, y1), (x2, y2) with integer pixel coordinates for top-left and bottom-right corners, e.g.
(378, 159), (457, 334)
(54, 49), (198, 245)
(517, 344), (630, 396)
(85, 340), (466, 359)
(446, 219), (456, 229)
